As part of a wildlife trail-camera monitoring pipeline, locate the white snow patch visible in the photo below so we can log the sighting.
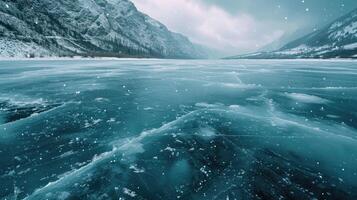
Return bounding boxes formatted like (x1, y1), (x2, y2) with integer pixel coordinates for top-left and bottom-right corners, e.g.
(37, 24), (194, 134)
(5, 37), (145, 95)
(285, 93), (330, 104)
(129, 165), (145, 173)
(198, 127), (216, 138)
(94, 97), (109, 102)
(229, 105), (241, 110)
(0, 95), (47, 107)
(123, 188), (137, 197)
(195, 102), (222, 108)
(143, 107), (154, 111)
(343, 42), (357, 50)
(59, 151), (75, 158)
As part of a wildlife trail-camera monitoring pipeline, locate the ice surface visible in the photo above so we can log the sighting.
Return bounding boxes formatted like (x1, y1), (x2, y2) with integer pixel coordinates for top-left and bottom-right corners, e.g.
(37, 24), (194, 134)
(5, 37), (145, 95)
(0, 59), (357, 200)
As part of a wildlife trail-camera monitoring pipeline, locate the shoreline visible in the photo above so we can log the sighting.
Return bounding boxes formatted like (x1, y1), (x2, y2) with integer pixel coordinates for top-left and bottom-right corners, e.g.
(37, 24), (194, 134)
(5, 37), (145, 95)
(0, 57), (356, 62)
(0, 56), (165, 61)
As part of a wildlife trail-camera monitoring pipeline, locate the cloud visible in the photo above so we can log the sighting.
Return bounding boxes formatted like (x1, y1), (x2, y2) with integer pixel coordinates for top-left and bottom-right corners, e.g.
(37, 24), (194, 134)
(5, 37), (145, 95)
(131, 0), (284, 54)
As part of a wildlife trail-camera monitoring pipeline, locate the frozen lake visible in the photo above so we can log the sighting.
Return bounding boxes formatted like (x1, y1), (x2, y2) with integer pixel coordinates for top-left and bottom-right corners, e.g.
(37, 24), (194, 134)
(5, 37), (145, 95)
(0, 59), (357, 199)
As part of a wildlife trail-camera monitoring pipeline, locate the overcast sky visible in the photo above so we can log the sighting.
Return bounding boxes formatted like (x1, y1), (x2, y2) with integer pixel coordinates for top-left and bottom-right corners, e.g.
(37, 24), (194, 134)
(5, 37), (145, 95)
(131, 0), (357, 55)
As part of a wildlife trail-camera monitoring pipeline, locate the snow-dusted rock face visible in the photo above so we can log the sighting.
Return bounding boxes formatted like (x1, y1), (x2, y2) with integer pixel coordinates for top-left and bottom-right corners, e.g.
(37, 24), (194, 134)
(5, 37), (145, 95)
(230, 8), (357, 59)
(279, 8), (357, 58)
(0, 0), (204, 58)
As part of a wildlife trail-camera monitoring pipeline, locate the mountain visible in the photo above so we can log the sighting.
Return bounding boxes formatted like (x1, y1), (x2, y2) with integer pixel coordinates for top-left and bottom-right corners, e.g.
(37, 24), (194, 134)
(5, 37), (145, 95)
(229, 8), (357, 59)
(0, 0), (205, 58)
(259, 28), (313, 52)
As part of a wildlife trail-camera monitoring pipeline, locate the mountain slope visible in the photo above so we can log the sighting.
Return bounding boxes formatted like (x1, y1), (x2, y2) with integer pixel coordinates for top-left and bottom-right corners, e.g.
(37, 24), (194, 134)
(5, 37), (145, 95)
(0, 0), (204, 58)
(229, 8), (357, 59)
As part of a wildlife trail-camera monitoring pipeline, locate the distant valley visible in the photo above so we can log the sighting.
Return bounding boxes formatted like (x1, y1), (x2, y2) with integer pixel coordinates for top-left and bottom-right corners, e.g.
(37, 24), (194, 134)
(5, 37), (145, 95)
(229, 8), (357, 59)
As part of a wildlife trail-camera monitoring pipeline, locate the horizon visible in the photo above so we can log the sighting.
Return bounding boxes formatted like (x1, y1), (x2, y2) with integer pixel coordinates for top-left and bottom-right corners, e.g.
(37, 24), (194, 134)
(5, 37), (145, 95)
(132, 0), (357, 56)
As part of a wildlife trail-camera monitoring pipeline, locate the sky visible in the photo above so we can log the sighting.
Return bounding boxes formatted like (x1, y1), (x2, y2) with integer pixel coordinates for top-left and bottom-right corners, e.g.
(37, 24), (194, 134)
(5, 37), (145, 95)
(131, 0), (357, 55)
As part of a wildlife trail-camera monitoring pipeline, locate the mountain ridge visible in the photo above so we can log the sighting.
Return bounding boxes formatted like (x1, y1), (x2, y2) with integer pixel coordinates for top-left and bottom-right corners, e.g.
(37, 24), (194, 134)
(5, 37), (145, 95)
(0, 0), (205, 58)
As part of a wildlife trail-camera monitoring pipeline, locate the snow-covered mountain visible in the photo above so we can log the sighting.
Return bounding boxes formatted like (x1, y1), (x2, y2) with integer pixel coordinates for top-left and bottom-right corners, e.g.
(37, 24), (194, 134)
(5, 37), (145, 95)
(229, 8), (357, 59)
(0, 0), (205, 58)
